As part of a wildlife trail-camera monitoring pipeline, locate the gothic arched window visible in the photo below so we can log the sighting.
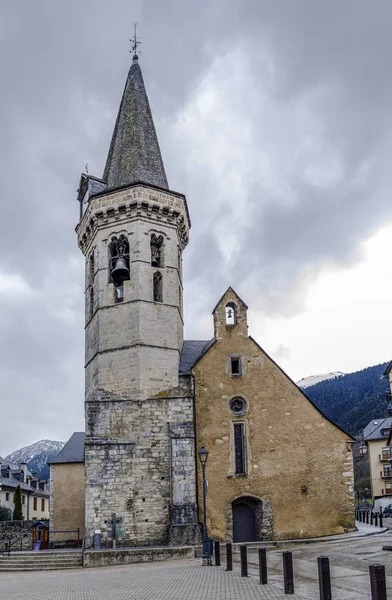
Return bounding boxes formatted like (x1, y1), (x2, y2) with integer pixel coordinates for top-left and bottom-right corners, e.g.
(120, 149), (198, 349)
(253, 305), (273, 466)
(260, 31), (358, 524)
(153, 271), (163, 303)
(151, 234), (164, 268)
(226, 302), (237, 325)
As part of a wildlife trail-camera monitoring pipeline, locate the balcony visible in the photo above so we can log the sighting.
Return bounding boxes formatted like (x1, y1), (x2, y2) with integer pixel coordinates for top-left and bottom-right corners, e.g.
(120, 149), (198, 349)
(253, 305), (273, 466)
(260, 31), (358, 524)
(379, 448), (392, 461)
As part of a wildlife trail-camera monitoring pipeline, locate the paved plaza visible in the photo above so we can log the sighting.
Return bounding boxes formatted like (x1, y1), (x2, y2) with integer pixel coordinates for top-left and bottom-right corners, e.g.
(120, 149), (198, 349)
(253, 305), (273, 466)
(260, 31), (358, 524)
(2, 528), (392, 599)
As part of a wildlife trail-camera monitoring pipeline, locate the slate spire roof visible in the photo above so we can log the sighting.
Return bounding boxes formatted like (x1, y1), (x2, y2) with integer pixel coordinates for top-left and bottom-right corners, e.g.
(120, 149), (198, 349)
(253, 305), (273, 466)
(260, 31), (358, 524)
(103, 55), (169, 190)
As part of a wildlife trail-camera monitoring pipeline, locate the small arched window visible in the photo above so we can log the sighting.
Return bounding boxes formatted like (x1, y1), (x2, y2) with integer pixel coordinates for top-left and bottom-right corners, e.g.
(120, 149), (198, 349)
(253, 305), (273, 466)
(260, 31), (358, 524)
(151, 234), (164, 268)
(226, 302), (237, 325)
(153, 271), (163, 302)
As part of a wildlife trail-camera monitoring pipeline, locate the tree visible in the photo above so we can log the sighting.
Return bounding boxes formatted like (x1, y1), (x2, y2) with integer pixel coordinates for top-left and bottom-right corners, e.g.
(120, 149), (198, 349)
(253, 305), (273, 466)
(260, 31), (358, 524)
(0, 506), (11, 521)
(13, 485), (23, 521)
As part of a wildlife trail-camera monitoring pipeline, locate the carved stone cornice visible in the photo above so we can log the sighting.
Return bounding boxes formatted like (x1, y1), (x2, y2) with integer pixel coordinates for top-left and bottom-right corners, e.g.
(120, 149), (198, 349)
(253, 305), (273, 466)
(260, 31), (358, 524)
(76, 184), (190, 255)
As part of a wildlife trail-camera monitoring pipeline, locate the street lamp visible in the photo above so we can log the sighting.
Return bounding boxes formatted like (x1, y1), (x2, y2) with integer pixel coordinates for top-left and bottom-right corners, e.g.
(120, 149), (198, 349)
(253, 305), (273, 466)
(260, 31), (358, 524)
(359, 443), (368, 456)
(198, 446), (211, 565)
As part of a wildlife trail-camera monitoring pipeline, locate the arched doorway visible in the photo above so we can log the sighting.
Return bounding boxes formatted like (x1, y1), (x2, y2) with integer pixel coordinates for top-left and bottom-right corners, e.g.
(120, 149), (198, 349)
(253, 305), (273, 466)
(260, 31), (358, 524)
(232, 498), (257, 542)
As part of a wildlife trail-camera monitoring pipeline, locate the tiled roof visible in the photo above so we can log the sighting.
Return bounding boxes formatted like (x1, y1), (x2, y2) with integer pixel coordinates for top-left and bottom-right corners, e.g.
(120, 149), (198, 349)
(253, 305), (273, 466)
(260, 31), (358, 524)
(103, 56), (168, 191)
(363, 417), (392, 441)
(49, 432), (85, 464)
(179, 340), (214, 374)
(0, 476), (33, 492)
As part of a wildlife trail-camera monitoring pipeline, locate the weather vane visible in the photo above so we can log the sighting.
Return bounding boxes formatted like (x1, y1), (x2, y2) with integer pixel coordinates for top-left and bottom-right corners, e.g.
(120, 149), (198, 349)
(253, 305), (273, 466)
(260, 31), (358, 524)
(130, 23), (141, 59)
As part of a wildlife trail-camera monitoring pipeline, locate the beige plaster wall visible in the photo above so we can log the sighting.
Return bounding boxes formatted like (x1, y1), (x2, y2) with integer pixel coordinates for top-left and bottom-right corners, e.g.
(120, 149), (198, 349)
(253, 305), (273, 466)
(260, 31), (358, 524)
(194, 289), (355, 541)
(52, 463), (85, 542)
(368, 440), (391, 497)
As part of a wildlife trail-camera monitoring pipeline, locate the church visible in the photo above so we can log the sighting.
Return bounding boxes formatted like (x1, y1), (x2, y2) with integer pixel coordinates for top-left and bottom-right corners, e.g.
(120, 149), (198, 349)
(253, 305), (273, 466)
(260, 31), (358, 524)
(51, 47), (355, 548)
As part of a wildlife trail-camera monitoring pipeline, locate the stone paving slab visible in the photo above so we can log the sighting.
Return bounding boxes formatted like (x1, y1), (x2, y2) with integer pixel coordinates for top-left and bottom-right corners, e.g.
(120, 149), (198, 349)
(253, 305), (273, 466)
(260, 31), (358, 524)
(3, 532), (392, 599)
(0, 558), (306, 600)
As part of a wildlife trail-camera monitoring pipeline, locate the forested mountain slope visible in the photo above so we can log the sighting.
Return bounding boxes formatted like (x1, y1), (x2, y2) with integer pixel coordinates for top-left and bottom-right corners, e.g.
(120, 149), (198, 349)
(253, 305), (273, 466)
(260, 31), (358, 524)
(302, 362), (390, 436)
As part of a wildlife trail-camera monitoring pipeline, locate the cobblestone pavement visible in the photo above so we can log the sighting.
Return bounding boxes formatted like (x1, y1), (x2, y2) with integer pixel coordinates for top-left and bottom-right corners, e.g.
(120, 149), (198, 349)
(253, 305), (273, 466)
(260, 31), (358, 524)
(2, 530), (392, 599)
(242, 528), (392, 600)
(0, 559), (305, 600)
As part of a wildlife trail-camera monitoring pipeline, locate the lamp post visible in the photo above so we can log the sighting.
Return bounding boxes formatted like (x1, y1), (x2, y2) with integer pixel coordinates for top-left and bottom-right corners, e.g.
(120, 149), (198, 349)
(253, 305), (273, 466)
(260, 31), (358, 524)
(357, 442), (368, 507)
(198, 446), (211, 565)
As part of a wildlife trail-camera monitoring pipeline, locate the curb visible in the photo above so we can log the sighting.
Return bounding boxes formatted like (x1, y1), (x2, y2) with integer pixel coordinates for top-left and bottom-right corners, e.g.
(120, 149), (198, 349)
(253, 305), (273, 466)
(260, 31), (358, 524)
(239, 527), (388, 550)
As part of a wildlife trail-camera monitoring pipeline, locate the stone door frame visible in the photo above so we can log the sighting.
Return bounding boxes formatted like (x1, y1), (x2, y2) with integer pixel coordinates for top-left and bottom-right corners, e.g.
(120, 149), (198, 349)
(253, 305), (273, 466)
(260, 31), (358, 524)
(225, 493), (274, 542)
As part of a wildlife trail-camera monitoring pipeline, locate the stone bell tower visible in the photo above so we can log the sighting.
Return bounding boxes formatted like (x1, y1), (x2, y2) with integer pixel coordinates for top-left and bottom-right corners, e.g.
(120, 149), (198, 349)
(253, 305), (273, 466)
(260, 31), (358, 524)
(77, 53), (189, 401)
(76, 49), (196, 547)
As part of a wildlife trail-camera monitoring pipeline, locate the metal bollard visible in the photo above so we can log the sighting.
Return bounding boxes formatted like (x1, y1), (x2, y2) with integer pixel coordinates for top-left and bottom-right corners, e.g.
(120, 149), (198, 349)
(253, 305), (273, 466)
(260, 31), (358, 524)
(380, 512), (383, 528)
(375, 513), (379, 527)
(226, 542), (232, 571)
(259, 547), (268, 585)
(371, 512), (374, 525)
(360, 511), (363, 522)
(366, 511), (369, 525)
(283, 551), (294, 594)
(369, 564), (387, 600)
(318, 556), (332, 600)
(214, 541), (220, 566)
(240, 545), (248, 577)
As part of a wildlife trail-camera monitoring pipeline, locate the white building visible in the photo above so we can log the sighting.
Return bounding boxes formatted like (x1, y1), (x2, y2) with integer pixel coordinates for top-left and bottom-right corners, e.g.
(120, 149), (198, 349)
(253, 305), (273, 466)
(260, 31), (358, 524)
(0, 459), (49, 520)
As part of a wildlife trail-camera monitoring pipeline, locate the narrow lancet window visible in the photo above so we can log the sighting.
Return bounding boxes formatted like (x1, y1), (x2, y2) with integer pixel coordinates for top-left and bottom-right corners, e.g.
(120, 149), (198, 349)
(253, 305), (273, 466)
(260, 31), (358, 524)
(89, 252), (95, 316)
(151, 234), (164, 267)
(233, 422), (246, 474)
(226, 302), (237, 325)
(153, 271), (163, 302)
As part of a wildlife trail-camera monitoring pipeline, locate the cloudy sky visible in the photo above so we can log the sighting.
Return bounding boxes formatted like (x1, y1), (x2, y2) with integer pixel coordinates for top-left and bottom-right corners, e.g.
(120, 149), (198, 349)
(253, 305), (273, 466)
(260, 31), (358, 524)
(1, 0), (392, 455)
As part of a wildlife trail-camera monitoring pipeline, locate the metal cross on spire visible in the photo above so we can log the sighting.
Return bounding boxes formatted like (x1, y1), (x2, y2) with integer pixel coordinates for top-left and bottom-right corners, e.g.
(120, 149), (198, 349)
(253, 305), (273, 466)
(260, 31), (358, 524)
(130, 23), (141, 59)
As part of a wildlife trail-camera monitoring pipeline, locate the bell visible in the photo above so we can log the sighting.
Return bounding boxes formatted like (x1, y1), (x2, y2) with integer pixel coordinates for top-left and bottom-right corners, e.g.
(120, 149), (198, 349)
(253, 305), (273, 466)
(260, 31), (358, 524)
(111, 257), (129, 285)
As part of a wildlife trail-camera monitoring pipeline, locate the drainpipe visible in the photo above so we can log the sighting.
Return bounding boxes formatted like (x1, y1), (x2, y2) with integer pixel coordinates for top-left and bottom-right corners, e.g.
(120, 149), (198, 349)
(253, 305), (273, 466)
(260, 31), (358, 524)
(191, 373), (201, 530)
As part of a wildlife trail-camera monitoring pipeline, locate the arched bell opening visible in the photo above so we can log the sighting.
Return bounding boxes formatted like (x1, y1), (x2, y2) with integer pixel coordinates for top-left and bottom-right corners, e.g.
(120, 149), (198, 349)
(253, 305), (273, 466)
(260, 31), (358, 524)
(225, 302), (237, 325)
(108, 235), (130, 303)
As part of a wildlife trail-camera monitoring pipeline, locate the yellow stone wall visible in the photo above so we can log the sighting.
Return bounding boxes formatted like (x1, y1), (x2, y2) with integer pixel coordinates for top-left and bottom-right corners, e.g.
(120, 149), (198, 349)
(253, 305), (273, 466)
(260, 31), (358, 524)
(51, 463), (85, 542)
(194, 289), (355, 541)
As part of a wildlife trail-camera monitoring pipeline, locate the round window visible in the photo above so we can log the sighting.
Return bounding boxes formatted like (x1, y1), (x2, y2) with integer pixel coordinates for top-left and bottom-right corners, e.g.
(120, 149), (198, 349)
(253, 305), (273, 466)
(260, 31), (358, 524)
(230, 397), (247, 416)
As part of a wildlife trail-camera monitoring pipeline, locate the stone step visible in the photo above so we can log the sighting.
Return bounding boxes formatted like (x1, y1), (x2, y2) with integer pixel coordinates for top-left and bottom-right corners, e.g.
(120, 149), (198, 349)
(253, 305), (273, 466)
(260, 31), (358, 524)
(0, 552), (82, 563)
(0, 557), (82, 563)
(0, 567), (83, 572)
(0, 554), (83, 571)
(0, 558), (82, 565)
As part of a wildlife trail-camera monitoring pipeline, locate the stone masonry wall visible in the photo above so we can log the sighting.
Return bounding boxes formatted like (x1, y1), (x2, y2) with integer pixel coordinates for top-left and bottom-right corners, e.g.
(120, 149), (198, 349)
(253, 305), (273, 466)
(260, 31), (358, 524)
(194, 289), (355, 542)
(84, 387), (198, 548)
(81, 188), (187, 400)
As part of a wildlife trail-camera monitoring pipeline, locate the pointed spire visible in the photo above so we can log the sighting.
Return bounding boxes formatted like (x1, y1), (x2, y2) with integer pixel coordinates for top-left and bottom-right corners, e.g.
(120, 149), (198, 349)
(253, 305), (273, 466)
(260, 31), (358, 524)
(103, 55), (169, 190)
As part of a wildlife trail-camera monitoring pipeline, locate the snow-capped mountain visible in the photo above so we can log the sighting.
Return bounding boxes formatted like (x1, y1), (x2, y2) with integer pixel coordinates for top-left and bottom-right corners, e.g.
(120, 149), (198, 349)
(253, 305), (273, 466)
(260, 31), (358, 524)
(297, 372), (345, 389)
(4, 439), (64, 480)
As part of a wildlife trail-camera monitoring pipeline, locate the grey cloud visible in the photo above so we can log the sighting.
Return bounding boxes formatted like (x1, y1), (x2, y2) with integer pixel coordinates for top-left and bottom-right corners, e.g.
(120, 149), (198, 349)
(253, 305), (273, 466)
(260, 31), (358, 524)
(1, 0), (392, 451)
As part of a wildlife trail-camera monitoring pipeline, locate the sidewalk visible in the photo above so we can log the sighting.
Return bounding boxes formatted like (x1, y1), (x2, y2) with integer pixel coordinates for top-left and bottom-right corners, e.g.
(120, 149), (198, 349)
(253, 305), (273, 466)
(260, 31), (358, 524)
(240, 521), (387, 550)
